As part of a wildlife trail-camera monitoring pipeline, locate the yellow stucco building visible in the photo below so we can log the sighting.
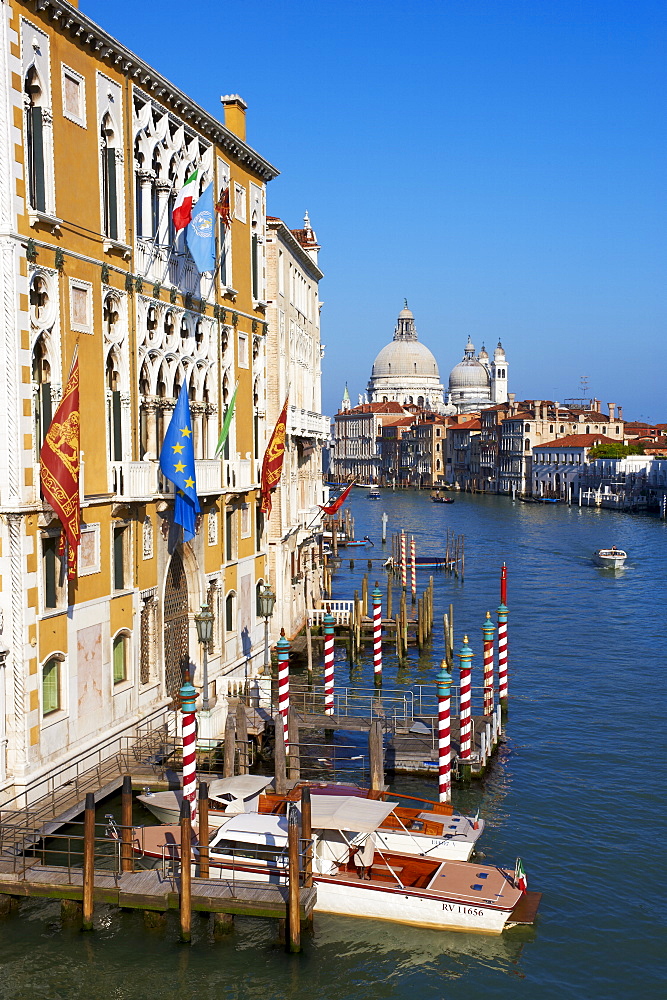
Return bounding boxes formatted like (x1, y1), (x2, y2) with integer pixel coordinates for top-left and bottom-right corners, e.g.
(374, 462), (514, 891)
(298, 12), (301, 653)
(0, 0), (278, 799)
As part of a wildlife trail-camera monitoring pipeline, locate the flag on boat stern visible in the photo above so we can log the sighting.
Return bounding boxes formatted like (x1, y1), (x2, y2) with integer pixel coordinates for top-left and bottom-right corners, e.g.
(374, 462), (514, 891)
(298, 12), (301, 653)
(260, 397), (289, 517)
(318, 479), (355, 515)
(39, 348), (80, 580)
(214, 380), (238, 457)
(515, 858), (528, 891)
(172, 169), (199, 232)
(186, 182), (215, 273)
(159, 381), (200, 542)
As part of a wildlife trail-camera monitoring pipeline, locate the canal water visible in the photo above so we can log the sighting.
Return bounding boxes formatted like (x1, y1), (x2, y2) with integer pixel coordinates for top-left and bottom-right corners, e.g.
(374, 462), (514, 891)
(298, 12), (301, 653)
(1, 491), (665, 999)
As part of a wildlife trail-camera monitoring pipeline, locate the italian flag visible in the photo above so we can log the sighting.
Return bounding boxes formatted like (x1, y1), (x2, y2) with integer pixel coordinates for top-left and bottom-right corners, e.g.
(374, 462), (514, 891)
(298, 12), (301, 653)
(172, 170), (198, 232)
(515, 858), (528, 892)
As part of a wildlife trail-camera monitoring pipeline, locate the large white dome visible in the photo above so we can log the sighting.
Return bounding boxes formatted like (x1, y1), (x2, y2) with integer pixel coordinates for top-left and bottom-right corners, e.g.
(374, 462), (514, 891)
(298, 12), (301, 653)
(372, 340), (440, 379)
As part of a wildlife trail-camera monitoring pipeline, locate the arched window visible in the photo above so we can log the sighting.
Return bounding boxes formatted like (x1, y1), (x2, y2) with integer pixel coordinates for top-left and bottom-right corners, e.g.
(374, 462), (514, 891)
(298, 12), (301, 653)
(32, 335), (52, 458)
(225, 592), (236, 633)
(25, 67), (46, 211)
(101, 113), (118, 240)
(251, 212), (259, 300)
(525, 439), (530, 451)
(112, 631), (130, 684)
(560, 425), (565, 433)
(42, 654), (64, 715)
(524, 424), (530, 433)
(106, 351), (122, 461)
(256, 580), (264, 618)
(585, 426), (590, 434)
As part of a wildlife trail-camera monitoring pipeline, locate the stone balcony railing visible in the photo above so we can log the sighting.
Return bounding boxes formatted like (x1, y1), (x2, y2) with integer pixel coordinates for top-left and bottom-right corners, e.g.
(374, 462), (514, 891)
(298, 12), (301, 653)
(111, 459), (222, 500)
(135, 240), (202, 298)
(287, 406), (330, 440)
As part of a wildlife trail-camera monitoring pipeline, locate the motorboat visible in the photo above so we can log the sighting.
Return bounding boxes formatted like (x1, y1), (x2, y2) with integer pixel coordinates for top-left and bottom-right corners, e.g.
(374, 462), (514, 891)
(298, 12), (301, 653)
(137, 797), (539, 934)
(431, 492), (455, 504)
(338, 535), (374, 548)
(383, 555), (449, 571)
(137, 775), (273, 827)
(139, 780), (483, 862)
(367, 488), (381, 500)
(593, 547), (627, 569)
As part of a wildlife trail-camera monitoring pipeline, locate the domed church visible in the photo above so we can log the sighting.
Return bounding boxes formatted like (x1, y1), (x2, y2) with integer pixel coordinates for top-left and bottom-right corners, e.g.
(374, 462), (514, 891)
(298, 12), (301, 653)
(367, 302), (445, 411)
(447, 337), (508, 413)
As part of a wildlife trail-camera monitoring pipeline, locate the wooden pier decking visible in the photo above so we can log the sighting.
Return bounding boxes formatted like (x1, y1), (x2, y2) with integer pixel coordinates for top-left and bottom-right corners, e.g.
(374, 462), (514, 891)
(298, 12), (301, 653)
(0, 859), (316, 920)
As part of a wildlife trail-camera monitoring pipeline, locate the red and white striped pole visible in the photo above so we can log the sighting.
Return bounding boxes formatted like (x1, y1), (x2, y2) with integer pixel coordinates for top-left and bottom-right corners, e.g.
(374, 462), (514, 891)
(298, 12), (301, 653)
(410, 536), (417, 603)
(481, 611), (495, 717)
(180, 672), (197, 820)
(323, 610), (335, 715)
(498, 562), (509, 714)
(277, 629), (290, 752)
(457, 635), (473, 778)
(497, 602), (509, 713)
(436, 660), (452, 803)
(400, 532), (407, 591)
(372, 584), (382, 687)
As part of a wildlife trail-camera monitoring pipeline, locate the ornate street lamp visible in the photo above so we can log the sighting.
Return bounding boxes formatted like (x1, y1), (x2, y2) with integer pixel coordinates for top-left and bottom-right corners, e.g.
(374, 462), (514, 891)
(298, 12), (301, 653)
(194, 604), (214, 711)
(257, 583), (276, 674)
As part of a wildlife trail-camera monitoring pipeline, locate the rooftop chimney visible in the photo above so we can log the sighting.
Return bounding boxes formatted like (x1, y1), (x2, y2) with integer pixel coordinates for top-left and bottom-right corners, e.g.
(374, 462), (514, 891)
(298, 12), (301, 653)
(618, 405), (623, 420)
(220, 94), (247, 140)
(608, 403), (616, 421)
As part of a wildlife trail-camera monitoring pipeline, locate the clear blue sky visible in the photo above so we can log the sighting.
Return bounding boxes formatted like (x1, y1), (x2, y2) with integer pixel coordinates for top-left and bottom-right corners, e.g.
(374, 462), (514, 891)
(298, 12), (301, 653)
(84, 0), (666, 423)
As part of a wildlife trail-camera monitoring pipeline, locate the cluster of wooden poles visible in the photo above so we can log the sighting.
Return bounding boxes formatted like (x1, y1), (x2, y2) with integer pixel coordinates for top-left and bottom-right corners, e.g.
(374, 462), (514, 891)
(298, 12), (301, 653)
(389, 528), (465, 581)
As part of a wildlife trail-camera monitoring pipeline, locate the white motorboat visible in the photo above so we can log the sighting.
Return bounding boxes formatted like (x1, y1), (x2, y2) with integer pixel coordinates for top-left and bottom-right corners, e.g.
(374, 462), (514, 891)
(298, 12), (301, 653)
(137, 799), (539, 934)
(137, 775), (272, 827)
(139, 780), (483, 861)
(593, 547), (627, 569)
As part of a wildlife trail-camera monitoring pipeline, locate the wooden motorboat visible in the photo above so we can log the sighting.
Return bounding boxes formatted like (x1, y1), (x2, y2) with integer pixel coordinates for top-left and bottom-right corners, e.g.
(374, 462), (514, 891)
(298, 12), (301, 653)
(384, 555), (449, 570)
(137, 800), (539, 934)
(138, 780), (483, 862)
(431, 495), (455, 504)
(593, 547), (627, 569)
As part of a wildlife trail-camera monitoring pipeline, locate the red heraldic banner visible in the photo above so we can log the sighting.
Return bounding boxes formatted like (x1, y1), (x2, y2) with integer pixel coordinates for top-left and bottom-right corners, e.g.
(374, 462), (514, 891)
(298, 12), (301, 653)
(40, 353), (80, 580)
(260, 397), (289, 517)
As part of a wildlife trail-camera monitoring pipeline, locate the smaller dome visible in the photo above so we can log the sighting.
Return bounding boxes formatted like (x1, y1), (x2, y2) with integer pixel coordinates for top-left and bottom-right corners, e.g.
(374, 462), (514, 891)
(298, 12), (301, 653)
(494, 340), (506, 360)
(398, 307), (414, 319)
(449, 359), (490, 390)
(478, 344), (489, 361)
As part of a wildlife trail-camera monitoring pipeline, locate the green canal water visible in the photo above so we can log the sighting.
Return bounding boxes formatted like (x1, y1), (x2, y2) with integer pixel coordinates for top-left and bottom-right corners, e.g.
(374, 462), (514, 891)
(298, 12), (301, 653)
(1, 491), (665, 999)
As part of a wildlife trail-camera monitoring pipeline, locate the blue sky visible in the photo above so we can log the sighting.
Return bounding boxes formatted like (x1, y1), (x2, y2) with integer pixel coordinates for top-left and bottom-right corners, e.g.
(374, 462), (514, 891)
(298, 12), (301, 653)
(84, 0), (666, 422)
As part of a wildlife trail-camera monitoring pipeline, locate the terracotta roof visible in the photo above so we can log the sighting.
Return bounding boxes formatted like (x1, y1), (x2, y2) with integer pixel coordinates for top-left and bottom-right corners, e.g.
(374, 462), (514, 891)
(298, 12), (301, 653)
(534, 434), (607, 449)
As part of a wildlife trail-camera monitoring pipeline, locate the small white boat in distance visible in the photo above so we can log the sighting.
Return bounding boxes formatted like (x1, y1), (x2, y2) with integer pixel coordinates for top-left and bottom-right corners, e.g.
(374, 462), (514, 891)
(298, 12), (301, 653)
(593, 547), (627, 569)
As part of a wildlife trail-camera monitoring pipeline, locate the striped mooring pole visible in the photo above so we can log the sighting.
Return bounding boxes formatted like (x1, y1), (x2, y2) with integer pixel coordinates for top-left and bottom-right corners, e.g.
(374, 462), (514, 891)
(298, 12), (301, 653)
(482, 611), (495, 717)
(277, 629), (291, 753)
(180, 671), (197, 820)
(400, 531), (407, 590)
(410, 536), (417, 603)
(457, 635), (473, 775)
(436, 660), (452, 803)
(323, 610), (335, 715)
(497, 602), (509, 713)
(372, 584), (382, 687)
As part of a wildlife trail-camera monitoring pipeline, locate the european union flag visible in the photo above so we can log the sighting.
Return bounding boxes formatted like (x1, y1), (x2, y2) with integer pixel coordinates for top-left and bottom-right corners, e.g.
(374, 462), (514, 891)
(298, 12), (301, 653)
(159, 382), (200, 542)
(186, 182), (216, 274)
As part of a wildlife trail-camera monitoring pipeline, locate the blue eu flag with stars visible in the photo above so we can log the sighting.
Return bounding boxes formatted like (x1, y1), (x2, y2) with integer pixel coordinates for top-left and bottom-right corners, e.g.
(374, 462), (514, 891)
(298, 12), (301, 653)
(159, 382), (200, 542)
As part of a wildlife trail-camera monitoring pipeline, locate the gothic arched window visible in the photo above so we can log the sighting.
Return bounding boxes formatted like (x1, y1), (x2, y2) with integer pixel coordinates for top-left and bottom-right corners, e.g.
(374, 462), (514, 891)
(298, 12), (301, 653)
(25, 67), (46, 211)
(32, 335), (51, 458)
(101, 113), (118, 240)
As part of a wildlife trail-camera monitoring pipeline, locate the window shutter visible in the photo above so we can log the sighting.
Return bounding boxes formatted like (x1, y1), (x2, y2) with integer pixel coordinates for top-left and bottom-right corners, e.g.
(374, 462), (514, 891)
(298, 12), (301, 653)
(251, 234), (258, 299)
(31, 107), (46, 211)
(106, 147), (118, 240)
(112, 389), (122, 460)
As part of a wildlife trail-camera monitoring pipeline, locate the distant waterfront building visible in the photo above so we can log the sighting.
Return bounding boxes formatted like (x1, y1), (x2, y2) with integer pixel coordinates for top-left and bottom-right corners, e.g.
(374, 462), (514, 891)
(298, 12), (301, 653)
(367, 304), (445, 411)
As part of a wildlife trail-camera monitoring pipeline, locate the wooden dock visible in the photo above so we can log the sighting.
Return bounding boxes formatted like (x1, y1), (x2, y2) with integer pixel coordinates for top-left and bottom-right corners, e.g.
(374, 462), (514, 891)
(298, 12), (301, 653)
(0, 858), (315, 921)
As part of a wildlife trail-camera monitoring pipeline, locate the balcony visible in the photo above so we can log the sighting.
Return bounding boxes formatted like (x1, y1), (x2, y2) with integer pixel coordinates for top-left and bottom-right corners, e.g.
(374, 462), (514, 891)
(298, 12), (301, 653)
(135, 240), (202, 298)
(287, 406), (330, 441)
(110, 460), (158, 500)
(225, 456), (259, 493)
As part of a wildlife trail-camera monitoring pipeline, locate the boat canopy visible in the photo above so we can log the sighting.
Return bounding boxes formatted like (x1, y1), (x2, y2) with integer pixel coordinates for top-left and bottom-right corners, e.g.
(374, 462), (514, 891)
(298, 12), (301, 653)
(210, 812), (289, 848)
(207, 775), (272, 805)
(309, 794), (399, 833)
